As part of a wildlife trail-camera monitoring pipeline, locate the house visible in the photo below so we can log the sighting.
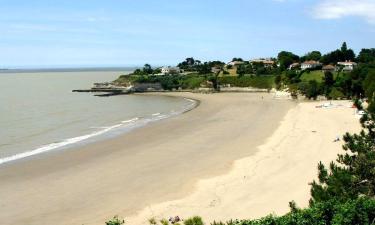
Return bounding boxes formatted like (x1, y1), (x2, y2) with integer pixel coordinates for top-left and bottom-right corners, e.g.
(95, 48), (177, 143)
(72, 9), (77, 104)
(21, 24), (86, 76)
(288, 63), (300, 70)
(322, 65), (336, 73)
(337, 61), (357, 71)
(161, 66), (180, 75)
(211, 66), (221, 73)
(250, 59), (275, 68)
(227, 61), (244, 67)
(301, 60), (322, 70)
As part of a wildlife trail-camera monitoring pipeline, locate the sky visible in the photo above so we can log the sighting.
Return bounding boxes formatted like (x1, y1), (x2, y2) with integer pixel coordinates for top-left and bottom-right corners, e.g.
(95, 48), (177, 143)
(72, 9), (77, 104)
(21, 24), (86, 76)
(0, 0), (374, 68)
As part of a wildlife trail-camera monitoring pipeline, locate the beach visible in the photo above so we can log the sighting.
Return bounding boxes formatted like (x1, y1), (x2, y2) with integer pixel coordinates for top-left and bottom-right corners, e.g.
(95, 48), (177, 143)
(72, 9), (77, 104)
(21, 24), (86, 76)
(0, 93), (360, 225)
(128, 96), (361, 224)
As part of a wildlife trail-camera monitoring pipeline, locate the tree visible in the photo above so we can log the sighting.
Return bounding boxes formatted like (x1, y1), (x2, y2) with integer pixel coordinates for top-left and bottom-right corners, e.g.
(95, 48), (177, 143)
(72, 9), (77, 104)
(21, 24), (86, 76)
(178, 58), (199, 71)
(363, 69), (375, 102)
(277, 51), (299, 70)
(236, 64), (246, 77)
(197, 62), (212, 75)
(232, 58), (243, 62)
(358, 48), (375, 63)
(236, 63), (255, 77)
(329, 87), (345, 99)
(341, 42), (348, 52)
(275, 74), (282, 89)
(324, 71), (335, 87)
(304, 51), (322, 61)
(133, 68), (147, 75)
(323, 71), (335, 95)
(143, 64), (153, 74)
(301, 80), (320, 100)
(321, 42), (356, 64)
(186, 57), (195, 65)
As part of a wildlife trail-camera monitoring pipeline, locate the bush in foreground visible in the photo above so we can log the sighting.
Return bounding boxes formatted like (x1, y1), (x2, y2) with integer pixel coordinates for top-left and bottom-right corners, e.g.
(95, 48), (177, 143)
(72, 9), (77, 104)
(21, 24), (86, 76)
(105, 216), (125, 225)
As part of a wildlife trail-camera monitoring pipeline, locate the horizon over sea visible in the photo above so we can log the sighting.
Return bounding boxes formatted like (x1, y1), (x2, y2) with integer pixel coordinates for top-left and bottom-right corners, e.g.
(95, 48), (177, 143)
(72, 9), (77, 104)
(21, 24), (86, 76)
(0, 69), (195, 165)
(0, 66), (139, 73)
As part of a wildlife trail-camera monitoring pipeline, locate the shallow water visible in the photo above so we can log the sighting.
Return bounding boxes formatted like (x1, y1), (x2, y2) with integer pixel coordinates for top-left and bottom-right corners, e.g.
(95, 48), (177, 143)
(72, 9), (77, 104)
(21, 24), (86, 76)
(0, 70), (193, 164)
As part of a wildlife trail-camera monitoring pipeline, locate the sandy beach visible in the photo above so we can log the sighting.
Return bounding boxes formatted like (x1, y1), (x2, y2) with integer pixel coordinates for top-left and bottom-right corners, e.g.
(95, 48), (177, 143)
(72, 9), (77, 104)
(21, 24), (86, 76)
(0, 93), (360, 225)
(128, 97), (361, 224)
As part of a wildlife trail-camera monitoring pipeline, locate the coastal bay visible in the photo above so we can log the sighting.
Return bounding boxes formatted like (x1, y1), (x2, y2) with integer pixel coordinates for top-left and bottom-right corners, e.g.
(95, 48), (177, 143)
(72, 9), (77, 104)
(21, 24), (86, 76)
(0, 93), (293, 225)
(2, 1), (375, 223)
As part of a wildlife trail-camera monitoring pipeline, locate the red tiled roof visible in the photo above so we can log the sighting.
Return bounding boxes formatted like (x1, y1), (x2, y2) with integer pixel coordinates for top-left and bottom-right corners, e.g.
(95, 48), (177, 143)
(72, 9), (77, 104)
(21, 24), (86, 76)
(302, 60), (320, 65)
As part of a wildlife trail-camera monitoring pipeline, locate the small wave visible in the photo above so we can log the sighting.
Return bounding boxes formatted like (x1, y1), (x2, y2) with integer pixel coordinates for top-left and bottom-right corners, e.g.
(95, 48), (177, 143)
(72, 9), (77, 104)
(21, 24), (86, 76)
(121, 117), (139, 124)
(0, 122), (124, 165)
(0, 99), (198, 165)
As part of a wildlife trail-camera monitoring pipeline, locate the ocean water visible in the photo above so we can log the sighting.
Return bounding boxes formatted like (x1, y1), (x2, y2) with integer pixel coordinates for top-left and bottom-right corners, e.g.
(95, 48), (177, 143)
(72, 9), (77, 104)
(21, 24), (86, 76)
(0, 70), (195, 165)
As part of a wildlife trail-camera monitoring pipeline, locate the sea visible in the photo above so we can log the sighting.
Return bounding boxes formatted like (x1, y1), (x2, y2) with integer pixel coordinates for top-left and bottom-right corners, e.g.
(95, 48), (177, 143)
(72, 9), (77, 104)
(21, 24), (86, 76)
(0, 68), (196, 165)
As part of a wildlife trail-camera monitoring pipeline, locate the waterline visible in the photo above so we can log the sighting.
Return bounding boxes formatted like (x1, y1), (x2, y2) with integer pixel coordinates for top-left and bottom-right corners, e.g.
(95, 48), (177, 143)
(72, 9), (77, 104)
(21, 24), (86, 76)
(0, 98), (197, 165)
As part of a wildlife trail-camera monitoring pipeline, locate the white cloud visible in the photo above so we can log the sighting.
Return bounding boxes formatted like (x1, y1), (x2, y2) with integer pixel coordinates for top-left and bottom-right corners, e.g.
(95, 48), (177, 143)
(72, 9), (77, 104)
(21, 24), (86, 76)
(312, 0), (375, 24)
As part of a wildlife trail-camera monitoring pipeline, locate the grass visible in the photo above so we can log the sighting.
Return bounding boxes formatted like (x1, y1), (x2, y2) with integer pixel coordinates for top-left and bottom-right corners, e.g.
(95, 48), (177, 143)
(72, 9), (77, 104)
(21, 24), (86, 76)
(218, 75), (275, 89)
(300, 70), (342, 83)
(300, 70), (324, 83)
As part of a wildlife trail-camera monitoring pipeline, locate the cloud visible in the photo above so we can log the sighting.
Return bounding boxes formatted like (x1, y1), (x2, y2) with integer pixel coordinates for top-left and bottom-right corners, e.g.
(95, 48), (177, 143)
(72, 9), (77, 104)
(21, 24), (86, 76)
(312, 0), (375, 24)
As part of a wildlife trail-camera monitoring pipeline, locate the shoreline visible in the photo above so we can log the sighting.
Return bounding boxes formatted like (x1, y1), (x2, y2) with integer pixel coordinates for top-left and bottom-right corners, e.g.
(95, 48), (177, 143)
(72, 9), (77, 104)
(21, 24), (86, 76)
(0, 94), (199, 166)
(0, 92), (294, 225)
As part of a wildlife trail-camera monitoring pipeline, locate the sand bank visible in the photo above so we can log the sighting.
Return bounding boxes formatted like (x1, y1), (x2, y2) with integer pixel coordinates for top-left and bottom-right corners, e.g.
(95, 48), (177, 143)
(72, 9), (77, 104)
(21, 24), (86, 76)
(0, 93), (293, 225)
(128, 99), (361, 224)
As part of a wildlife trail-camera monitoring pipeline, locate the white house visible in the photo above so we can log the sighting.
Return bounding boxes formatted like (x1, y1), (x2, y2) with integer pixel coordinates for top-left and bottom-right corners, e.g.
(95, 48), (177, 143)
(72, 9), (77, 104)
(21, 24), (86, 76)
(227, 61), (244, 67)
(161, 66), (180, 75)
(301, 60), (322, 70)
(337, 61), (357, 71)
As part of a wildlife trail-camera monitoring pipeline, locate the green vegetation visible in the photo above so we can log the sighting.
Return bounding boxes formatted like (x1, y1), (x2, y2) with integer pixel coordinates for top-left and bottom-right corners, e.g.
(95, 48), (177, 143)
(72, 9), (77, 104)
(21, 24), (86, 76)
(276, 42), (375, 100)
(218, 76), (274, 89)
(208, 198), (375, 224)
(184, 216), (204, 225)
(115, 74), (205, 90)
(115, 73), (274, 91)
(105, 216), (125, 225)
(112, 42), (375, 99)
(358, 48), (375, 63)
(300, 51), (322, 62)
(277, 51), (299, 70)
(272, 42), (375, 100)
(321, 42), (356, 65)
(299, 70), (324, 83)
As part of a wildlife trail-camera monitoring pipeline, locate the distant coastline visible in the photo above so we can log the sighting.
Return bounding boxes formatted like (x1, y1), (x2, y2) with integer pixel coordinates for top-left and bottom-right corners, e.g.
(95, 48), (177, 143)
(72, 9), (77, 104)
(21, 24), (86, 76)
(0, 67), (138, 74)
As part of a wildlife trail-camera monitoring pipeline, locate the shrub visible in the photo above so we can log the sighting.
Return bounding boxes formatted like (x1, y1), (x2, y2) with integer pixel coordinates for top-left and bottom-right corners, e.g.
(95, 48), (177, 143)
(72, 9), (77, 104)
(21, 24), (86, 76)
(218, 76), (274, 89)
(105, 216), (125, 225)
(328, 87), (345, 99)
(184, 216), (204, 225)
(181, 76), (205, 89)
